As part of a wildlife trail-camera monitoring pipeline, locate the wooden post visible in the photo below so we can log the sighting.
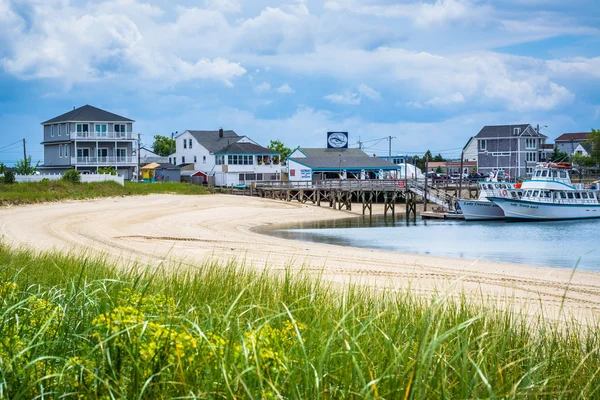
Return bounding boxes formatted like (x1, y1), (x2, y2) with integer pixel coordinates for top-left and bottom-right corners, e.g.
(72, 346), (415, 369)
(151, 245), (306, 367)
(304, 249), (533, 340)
(424, 155), (429, 212)
(458, 151), (464, 200)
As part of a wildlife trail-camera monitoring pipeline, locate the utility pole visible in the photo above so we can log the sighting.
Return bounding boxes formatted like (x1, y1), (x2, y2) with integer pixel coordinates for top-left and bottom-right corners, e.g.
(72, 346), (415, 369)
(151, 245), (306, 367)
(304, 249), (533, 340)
(137, 133), (141, 182)
(458, 150), (464, 200)
(387, 136), (396, 161)
(424, 153), (429, 212)
(22, 138), (27, 161)
(357, 137), (363, 150)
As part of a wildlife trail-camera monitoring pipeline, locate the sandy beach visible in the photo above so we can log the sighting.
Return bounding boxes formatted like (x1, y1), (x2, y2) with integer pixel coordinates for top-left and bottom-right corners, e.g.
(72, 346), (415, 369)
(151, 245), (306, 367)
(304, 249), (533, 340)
(1, 194), (600, 321)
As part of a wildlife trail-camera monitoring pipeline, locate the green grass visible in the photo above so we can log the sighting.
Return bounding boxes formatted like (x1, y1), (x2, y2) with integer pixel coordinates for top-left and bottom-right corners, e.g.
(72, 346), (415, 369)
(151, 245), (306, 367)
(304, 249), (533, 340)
(0, 181), (209, 205)
(0, 245), (599, 398)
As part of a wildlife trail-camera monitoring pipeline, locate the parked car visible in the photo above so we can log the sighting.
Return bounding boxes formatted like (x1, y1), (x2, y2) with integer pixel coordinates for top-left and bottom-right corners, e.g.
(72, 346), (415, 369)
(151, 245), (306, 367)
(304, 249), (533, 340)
(468, 172), (485, 180)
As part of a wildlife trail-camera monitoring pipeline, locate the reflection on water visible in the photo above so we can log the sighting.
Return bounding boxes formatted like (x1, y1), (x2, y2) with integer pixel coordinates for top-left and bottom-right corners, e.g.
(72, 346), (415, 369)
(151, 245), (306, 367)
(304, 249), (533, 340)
(264, 217), (600, 271)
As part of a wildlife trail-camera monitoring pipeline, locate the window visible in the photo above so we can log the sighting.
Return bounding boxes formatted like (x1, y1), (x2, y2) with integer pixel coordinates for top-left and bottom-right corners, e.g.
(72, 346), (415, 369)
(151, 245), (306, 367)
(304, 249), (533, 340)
(59, 144), (63, 158)
(552, 171), (558, 178)
(480, 140), (486, 150)
(182, 156), (185, 163)
(239, 174), (245, 182)
(58, 125), (61, 136)
(582, 192), (588, 199)
(183, 139), (187, 149)
(526, 167), (534, 175)
(525, 138), (537, 149)
(194, 156), (197, 163)
(203, 155), (206, 164)
(575, 192), (581, 199)
(567, 193), (574, 199)
(257, 173), (263, 181)
(216, 155), (224, 165)
(535, 170), (541, 177)
(560, 171), (567, 179)
(65, 144), (69, 158)
(514, 127), (521, 135)
(526, 152), (537, 162)
(116, 149), (126, 160)
(544, 191), (551, 198)
(541, 170), (548, 177)
(228, 155), (232, 164)
(115, 124), (126, 137)
(560, 192), (566, 199)
(169, 157), (171, 164)
(533, 190), (539, 197)
(51, 125), (54, 137)
(188, 139), (192, 149)
(97, 148), (108, 159)
(95, 124), (107, 137)
(492, 152), (510, 156)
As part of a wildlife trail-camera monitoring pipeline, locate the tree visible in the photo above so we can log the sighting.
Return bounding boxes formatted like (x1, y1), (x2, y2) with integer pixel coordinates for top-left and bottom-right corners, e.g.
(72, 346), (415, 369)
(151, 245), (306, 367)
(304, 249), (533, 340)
(0, 162), (6, 174)
(15, 156), (39, 175)
(62, 170), (81, 183)
(267, 140), (292, 162)
(548, 145), (570, 162)
(435, 166), (444, 174)
(433, 153), (445, 162)
(152, 135), (175, 157)
(586, 128), (600, 163)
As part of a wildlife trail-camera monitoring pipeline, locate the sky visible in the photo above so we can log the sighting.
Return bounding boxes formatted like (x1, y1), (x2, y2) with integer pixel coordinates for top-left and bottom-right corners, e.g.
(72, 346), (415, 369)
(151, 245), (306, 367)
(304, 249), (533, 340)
(1, 0), (599, 165)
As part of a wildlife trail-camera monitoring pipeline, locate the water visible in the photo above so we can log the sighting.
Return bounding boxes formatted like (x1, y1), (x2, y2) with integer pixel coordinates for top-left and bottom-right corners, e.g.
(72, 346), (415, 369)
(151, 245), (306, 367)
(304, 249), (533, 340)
(265, 217), (600, 271)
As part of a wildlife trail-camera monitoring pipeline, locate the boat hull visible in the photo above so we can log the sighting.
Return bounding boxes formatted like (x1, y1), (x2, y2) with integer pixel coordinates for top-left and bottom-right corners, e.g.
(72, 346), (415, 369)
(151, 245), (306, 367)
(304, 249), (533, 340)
(457, 199), (505, 221)
(489, 198), (600, 221)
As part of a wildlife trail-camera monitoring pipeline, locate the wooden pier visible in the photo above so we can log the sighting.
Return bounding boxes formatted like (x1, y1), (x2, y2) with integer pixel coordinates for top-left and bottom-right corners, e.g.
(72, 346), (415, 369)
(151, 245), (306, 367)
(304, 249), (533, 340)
(251, 179), (480, 220)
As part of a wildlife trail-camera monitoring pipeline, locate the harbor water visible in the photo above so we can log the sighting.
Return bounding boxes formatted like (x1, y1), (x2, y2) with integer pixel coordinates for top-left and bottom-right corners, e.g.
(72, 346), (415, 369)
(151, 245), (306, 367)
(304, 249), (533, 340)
(266, 217), (600, 271)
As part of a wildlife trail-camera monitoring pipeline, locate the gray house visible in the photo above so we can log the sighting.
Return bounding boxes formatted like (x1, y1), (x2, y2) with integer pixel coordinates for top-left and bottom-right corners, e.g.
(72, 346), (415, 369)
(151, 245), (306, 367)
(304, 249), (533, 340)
(40, 105), (137, 179)
(475, 124), (548, 178)
(555, 132), (591, 155)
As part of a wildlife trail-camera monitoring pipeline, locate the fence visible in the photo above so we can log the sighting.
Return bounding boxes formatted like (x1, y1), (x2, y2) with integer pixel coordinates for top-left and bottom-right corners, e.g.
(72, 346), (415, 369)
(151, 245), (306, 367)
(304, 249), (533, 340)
(12, 173), (125, 186)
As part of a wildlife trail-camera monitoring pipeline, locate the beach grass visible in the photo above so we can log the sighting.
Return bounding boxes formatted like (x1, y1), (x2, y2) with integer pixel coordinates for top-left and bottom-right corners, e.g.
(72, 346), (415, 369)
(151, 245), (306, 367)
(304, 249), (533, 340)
(0, 244), (599, 399)
(0, 181), (209, 205)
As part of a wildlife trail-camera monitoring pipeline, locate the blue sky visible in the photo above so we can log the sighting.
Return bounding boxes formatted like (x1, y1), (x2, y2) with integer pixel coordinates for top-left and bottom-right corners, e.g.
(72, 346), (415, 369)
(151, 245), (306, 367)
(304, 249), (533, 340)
(0, 0), (599, 165)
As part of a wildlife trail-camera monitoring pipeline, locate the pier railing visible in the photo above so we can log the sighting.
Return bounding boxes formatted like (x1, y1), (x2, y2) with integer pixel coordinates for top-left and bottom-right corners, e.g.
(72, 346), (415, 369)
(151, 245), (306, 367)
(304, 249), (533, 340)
(256, 179), (406, 190)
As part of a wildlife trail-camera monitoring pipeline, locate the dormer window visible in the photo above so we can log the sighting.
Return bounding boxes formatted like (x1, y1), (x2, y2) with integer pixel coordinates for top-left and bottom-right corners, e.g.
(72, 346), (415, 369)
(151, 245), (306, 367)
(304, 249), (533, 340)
(514, 127), (521, 135)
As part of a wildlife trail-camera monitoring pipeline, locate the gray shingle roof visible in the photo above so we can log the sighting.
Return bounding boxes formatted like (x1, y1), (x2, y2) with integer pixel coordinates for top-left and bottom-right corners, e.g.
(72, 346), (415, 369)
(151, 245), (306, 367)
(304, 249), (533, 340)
(290, 156), (398, 170)
(42, 105), (134, 124)
(474, 124), (547, 139)
(297, 148), (369, 157)
(187, 130), (240, 153)
(214, 142), (277, 155)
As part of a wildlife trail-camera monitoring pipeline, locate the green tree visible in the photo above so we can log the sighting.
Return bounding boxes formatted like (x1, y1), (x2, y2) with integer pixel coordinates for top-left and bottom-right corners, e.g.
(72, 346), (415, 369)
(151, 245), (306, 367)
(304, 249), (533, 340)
(3, 170), (15, 184)
(15, 156), (39, 175)
(98, 166), (117, 175)
(62, 170), (81, 183)
(267, 140), (292, 162)
(435, 166), (444, 174)
(152, 135), (176, 157)
(586, 128), (600, 163)
(433, 153), (445, 162)
(0, 162), (6, 174)
(548, 145), (570, 162)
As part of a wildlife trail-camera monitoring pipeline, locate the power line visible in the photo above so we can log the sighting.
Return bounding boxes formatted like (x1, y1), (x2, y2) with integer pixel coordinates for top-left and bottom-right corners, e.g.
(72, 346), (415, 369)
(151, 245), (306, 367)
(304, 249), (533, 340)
(0, 140), (23, 151)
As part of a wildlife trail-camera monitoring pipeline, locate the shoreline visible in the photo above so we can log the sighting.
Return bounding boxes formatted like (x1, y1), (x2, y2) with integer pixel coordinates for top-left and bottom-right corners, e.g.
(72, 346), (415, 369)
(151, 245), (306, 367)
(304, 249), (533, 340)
(1, 193), (600, 321)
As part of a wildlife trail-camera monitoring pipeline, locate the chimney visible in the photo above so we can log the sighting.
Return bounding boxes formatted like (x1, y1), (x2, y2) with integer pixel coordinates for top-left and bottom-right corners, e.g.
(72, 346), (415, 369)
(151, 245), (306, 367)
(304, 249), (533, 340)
(219, 128), (224, 138)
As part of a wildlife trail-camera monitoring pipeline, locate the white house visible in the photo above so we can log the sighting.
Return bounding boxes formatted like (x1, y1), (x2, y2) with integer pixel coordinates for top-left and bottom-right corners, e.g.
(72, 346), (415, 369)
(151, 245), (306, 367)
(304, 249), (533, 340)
(462, 137), (478, 162)
(169, 129), (282, 186)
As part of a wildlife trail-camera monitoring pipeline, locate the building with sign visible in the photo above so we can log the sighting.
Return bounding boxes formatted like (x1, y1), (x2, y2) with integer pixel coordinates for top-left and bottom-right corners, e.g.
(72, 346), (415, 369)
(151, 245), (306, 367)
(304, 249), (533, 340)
(288, 147), (401, 181)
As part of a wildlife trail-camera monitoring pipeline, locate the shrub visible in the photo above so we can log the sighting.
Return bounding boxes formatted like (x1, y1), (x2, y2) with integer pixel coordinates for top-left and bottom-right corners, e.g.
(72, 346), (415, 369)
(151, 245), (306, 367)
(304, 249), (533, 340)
(98, 166), (117, 175)
(3, 170), (15, 184)
(62, 170), (81, 183)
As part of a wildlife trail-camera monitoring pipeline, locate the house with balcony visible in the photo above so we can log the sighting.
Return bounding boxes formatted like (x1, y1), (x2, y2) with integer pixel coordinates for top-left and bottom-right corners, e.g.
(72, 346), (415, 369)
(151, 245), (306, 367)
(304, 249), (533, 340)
(40, 105), (137, 179)
(554, 132), (591, 155)
(169, 128), (282, 186)
(474, 124), (548, 178)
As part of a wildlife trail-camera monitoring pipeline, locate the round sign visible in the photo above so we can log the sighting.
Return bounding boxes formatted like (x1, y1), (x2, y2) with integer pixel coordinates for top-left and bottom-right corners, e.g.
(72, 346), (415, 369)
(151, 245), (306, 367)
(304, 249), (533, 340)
(328, 132), (348, 148)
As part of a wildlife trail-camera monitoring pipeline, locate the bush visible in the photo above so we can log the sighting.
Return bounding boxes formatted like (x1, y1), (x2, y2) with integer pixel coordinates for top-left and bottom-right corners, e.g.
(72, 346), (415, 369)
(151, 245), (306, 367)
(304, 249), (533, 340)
(98, 166), (117, 175)
(62, 170), (81, 183)
(3, 170), (15, 184)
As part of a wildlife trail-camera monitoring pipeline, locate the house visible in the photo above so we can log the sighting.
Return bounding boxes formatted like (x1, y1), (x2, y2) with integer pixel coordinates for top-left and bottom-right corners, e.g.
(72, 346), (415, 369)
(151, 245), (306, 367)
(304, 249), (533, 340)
(555, 133), (591, 155)
(541, 143), (555, 162)
(474, 124), (548, 177)
(288, 147), (401, 181)
(136, 147), (168, 164)
(574, 142), (592, 157)
(40, 105), (137, 179)
(379, 155), (414, 165)
(141, 162), (181, 183)
(462, 137), (478, 162)
(169, 129), (282, 186)
(427, 160), (477, 175)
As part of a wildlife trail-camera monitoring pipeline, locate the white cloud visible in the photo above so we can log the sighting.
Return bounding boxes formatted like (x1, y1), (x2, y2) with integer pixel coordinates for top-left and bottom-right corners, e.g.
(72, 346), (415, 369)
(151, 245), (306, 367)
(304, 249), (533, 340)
(254, 81), (272, 93)
(276, 84), (295, 94)
(425, 92), (465, 106)
(204, 0), (241, 13)
(324, 92), (361, 105)
(357, 83), (381, 100)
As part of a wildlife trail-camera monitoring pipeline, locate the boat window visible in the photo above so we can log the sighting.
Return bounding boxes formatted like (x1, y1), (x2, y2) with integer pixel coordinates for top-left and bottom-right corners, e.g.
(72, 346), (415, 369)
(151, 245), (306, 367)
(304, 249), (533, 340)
(544, 191), (551, 198)
(552, 171), (558, 178)
(541, 170), (548, 177)
(511, 192), (518, 198)
(575, 192), (581, 199)
(560, 192), (567, 199)
(535, 170), (542, 177)
(582, 192), (588, 199)
(560, 171), (567, 178)
(533, 190), (540, 197)
(590, 192), (596, 199)
(567, 192), (574, 199)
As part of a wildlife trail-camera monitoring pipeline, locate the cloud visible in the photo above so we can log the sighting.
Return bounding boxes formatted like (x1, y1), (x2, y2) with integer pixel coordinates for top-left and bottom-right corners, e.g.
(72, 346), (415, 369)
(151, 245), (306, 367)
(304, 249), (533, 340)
(324, 92), (361, 105)
(0, 0), (246, 86)
(254, 81), (272, 93)
(204, 0), (241, 13)
(276, 84), (295, 94)
(357, 84), (381, 100)
(425, 92), (465, 106)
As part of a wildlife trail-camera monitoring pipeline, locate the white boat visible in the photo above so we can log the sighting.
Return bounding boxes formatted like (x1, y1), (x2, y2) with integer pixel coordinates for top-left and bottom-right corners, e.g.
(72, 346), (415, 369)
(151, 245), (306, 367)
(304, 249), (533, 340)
(489, 163), (600, 221)
(457, 174), (522, 221)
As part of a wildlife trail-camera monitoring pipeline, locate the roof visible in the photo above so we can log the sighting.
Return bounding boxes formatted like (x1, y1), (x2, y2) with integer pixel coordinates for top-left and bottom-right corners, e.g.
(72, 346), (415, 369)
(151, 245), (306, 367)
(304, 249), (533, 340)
(186, 130), (240, 153)
(214, 142), (277, 155)
(142, 162), (180, 170)
(290, 156), (398, 170)
(297, 148), (369, 157)
(542, 144), (555, 150)
(579, 142), (593, 153)
(42, 105), (134, 124)
(474, 124), (547, 139)
(555, 132), (591, 142)
(462, 136), (475, 151)
(142, 162), (161, 170)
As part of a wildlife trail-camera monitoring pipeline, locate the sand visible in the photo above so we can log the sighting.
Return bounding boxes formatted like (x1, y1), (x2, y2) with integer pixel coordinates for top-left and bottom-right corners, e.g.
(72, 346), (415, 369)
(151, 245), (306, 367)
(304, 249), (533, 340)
(1, 194), (599, 322)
